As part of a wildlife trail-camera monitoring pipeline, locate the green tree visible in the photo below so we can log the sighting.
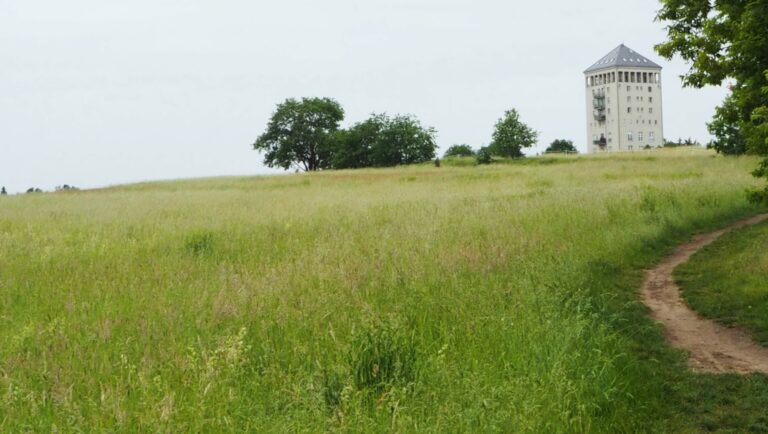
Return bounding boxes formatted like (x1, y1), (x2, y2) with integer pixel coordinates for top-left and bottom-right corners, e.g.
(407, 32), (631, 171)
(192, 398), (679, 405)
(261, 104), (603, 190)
(444, 144), (475, 158)
(0, 187), (6, 195)
(369, 114), (437, 167)
(655, 0), (768, 200)
(476, 146), (493, 165)
(332, 115), (385, 169)
(707, 94), (748, 155)
(330, 113), (438, 169)
(253, 97), (344, 171)
(545, 139), (577, 154)
(488, 109), (537, 158)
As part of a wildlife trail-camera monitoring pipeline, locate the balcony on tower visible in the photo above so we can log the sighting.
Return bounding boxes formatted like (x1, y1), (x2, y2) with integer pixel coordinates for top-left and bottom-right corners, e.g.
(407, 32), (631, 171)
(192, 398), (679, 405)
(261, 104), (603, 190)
(592, 89), (606, 122)
(593, 134), (607, 148)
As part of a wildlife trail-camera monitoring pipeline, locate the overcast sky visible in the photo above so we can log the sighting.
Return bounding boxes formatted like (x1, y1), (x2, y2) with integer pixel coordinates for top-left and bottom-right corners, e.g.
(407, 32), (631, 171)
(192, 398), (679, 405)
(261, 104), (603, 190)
(0, 0), (729, 193)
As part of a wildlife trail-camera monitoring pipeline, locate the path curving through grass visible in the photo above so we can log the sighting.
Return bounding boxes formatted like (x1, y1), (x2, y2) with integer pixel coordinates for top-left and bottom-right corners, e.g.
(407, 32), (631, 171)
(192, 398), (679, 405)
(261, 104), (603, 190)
(642, 213), (768, 374)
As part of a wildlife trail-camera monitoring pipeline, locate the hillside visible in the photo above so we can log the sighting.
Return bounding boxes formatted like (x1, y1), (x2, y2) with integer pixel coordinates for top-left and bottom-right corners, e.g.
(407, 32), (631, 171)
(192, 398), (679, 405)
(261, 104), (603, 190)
(1, 148), (766, 432)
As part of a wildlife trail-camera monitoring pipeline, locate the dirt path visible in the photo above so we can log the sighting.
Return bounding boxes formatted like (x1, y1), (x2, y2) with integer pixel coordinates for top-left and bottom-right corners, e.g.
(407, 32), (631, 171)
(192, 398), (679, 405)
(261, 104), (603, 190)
(641, 213), (768, 374)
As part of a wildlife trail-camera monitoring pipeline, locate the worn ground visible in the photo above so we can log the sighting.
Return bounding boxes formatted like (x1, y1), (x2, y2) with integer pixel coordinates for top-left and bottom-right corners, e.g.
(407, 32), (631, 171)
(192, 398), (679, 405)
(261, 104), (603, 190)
(642, 213), (768, 374)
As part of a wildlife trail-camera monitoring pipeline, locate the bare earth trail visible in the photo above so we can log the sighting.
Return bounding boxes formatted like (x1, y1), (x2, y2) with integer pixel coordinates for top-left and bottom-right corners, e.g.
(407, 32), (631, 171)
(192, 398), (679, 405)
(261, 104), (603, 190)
(641, 213), (768, 374)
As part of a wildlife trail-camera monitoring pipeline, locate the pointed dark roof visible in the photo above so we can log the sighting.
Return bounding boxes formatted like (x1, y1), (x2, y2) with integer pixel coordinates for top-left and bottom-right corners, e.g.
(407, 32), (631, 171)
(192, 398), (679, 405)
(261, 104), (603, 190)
(584, 44), (662, 73)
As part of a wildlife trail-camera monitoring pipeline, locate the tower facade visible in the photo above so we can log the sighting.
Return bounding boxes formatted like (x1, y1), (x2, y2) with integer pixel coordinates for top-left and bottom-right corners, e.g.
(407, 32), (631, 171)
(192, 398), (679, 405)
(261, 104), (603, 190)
(584, 44), (663, 153)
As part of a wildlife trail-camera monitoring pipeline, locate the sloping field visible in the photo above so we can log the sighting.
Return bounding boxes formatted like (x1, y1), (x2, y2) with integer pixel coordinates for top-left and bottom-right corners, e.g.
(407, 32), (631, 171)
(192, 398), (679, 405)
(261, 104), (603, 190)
(0, 149), (765, 432)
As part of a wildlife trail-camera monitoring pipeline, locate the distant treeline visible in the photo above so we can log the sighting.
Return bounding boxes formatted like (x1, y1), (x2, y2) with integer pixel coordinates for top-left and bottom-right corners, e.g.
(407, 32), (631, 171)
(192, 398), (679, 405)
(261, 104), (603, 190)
(253, 98), (543, 171)
(0, 185), (80, 195)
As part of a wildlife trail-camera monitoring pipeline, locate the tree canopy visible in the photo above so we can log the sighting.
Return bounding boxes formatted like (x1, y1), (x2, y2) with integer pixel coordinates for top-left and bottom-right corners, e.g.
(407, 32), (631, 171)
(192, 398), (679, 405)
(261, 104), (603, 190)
(655, 0), (768, 202)
(475, 146), (493, 165)
(332, 113), (437, 169)
(369, 114), (437, 167)
(331, 115), (383, 169)
(254, 100), (437, 171)
(443, 144), (475, 158)
(253, 97), (344, 171)
(545, 139), (577, 154)
(488, 109), (537, 158)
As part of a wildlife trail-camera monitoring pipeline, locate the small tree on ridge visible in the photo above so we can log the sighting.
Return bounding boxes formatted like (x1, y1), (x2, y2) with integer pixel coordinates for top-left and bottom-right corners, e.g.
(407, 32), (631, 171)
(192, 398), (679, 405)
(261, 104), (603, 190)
(488, 109), (537, 158)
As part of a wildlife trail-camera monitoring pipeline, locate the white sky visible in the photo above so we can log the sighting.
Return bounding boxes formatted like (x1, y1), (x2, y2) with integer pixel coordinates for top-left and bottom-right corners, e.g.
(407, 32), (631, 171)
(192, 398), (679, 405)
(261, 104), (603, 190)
(0, 0), (729, 193)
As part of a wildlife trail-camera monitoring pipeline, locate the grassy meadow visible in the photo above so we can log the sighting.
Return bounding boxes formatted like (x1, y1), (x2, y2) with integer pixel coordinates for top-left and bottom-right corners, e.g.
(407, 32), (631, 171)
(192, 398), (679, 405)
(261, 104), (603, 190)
(1, 148), (767, 432)
(677, 220), (768, 346)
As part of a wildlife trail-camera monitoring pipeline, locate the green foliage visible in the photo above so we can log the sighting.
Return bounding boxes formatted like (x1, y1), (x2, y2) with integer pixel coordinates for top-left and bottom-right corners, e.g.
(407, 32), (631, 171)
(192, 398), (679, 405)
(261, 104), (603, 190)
(545, 139), (577, 154)
(656, 1), (768, 203)
(707, 95), (748, 155)
(253, 97), (344, 171)
(443, 144), (475, 158)
(369, 114), (437, 167)
(331, 114), (383, 169)
(488, 108), (537, 158)
(1, 187), (6, 195)
(749, 74), (768, 203)
(333, 113), (437, 169)
(475, 146), (493, 164)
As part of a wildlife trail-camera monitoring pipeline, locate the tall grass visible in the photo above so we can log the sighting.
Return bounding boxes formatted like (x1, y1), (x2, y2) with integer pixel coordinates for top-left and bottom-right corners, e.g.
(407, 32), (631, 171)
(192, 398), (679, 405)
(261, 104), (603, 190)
(0, 148), (764, 432)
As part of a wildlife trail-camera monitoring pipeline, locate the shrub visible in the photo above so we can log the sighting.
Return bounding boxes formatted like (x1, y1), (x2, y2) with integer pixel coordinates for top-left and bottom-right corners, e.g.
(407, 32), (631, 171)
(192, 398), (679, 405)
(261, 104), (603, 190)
(476, 147), (493, 165)
(545, 139), (577, 154)
(444, 144), (475, 158)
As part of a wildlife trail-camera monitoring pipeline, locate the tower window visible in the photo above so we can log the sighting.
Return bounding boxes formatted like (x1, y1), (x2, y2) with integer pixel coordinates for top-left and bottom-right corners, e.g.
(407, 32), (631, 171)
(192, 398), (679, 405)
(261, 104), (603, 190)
(626, 85), (630, 91)
(638, 131), (644, 141)
(649, 96), (653, 103)
(648, 86), (652, 92)
(649, 132), (655, 141)
(627, 107), (632, 113)
(628, 132), (634, 141)
(649, 108), (653, 114)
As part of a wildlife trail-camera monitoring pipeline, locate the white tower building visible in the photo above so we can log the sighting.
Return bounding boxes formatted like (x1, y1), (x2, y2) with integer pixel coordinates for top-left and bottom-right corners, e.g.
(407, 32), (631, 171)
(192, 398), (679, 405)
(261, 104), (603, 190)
(584, 44), (663, 153)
